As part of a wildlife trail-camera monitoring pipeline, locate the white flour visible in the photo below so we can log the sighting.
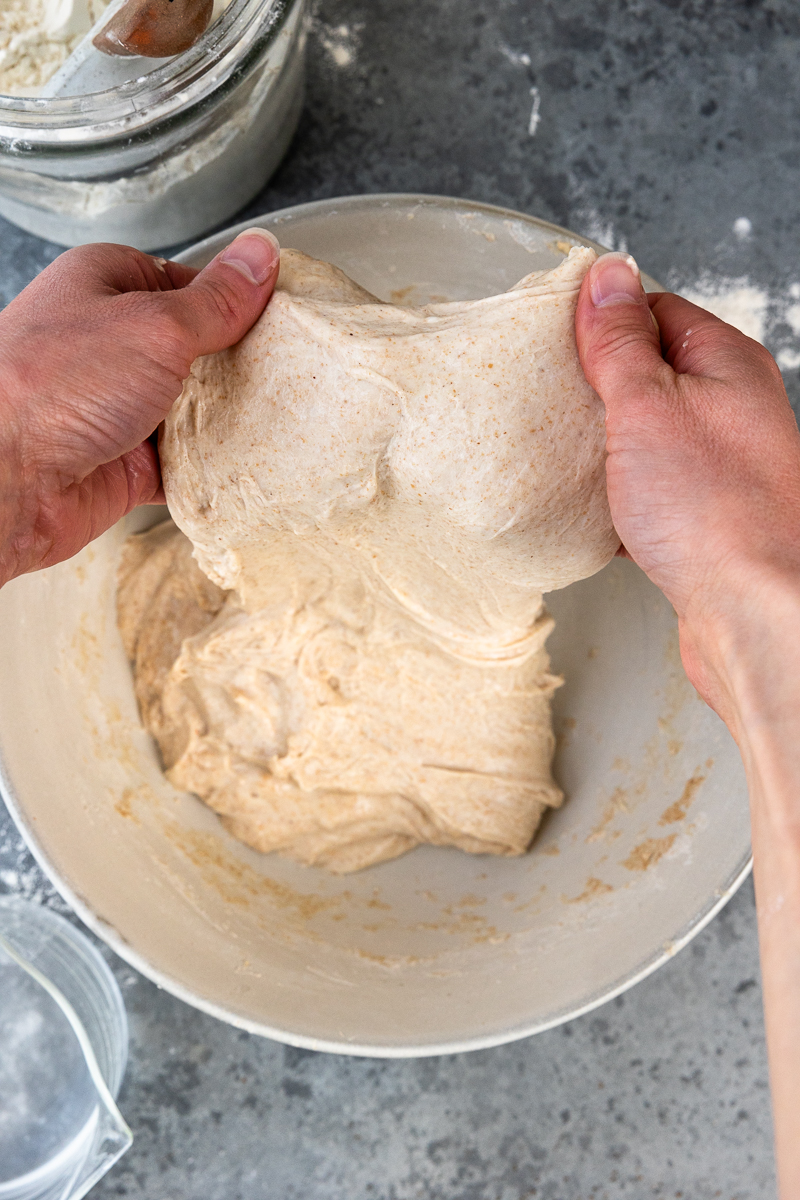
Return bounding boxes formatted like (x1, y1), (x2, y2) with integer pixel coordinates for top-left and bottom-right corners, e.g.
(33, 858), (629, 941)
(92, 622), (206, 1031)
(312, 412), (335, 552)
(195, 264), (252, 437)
(528, 86), (541, 136)
(0, 0), (303, 247)
(573, 205), (629, 255)
(0, 817), (64, 909)
(0, 0), (233, 95)
(675, 270), (800, 375)
(567, 209), (800, 376)
(310, 16), (360, 69)
(678, 277), (769, 343)
(0, 0), (108, 95)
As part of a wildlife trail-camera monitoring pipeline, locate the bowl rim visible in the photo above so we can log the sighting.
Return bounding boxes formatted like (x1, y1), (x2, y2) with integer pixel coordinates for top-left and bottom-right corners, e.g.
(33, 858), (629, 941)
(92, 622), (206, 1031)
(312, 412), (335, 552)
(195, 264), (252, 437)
(0, 192), (752, 1057)
(174, 190), (665, 295)
(0, 752), (753, 1057)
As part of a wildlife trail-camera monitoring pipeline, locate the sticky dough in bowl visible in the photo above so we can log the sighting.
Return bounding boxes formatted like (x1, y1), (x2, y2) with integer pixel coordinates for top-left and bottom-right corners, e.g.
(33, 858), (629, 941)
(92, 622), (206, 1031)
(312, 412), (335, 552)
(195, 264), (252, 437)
(0, 194), (751, 1055)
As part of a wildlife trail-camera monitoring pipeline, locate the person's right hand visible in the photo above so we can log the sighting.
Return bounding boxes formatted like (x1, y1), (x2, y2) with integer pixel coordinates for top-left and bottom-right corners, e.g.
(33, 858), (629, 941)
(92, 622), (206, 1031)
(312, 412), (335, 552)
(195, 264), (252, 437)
(576, 254), (800, 1200)
(574, 251), (800, 727)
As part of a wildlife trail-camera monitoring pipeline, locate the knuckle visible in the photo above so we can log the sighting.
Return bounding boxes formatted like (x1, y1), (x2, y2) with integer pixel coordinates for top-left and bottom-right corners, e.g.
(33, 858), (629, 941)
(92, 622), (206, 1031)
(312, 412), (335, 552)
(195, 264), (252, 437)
(593, 323), (648, 360)
(701, 323), (782, 387)
(590, 320), (657, 377)
(57, 242), (130, 276)
(755, 343), (784, 383)
(585, 316), (675, 407)
(48, 243), (156, 304)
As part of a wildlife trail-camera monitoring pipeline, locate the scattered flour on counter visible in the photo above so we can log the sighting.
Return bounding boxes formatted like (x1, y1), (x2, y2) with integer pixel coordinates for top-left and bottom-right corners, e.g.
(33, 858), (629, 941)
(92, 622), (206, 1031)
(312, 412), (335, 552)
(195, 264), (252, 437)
(498, 44), (542, 139)
(677, 276), (769, 343)
(528, 86), (541, 136)
(674, 272), (800, 375)
(499, 45), (532, 68)
(777, 349), (800, 371)
(0, 0), (108, 95)
(571, 205), (629, 255)
(310, 18), (360, 69)
(565, 201), (800, 375)
(0, 813), (66, 911)
(773, 284), (800, 371)
(782, 296), (800, 335)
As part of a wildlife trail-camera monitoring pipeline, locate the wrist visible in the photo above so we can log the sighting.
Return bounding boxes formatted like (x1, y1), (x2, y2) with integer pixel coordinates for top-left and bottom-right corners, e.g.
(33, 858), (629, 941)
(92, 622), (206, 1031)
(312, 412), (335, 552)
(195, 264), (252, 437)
(683, 560), (800, 820)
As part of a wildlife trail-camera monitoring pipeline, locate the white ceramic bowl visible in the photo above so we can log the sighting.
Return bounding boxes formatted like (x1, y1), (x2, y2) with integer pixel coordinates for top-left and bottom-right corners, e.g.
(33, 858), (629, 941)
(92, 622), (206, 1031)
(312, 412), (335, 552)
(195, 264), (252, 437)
(0, 195), (751, 1056)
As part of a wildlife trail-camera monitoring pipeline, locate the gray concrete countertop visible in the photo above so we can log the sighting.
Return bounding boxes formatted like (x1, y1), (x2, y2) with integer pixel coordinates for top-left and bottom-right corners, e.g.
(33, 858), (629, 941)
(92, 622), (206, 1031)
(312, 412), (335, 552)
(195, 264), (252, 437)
(1, 0), (794, 1195)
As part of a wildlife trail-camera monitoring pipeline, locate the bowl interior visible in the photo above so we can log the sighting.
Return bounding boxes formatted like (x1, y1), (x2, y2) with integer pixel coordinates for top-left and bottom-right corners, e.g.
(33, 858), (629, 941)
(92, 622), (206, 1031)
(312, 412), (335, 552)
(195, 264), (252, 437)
(0, 195), (749, 1055)
(179, 192), (664, 299)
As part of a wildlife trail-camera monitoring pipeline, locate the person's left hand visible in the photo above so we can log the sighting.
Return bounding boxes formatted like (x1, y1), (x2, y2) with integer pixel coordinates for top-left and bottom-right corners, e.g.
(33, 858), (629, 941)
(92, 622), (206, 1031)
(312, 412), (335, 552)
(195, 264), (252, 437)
(0, 228), (280, 586)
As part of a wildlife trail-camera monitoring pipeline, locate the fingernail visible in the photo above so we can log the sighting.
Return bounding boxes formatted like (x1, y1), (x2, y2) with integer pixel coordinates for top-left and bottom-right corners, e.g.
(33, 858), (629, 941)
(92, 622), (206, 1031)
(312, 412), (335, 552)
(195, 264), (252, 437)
(589, 251), (642, 307)
(218, 227), (280, 285)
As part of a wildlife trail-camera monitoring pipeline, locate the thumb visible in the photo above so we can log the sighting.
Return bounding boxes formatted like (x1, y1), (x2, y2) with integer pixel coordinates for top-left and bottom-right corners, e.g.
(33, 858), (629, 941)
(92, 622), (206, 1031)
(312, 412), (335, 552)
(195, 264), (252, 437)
(575, 251), (674, 417)
(159, 227), (281, 359)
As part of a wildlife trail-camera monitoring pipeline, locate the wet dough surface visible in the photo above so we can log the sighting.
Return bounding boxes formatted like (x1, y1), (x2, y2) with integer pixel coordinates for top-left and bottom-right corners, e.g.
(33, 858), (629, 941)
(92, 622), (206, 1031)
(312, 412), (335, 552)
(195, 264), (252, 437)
(118, 246), (617, 872)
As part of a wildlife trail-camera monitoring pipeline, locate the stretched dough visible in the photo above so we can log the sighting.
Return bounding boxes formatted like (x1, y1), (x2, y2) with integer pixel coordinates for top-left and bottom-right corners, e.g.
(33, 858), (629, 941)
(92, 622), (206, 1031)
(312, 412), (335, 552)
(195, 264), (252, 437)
(118, 246), (616, 872)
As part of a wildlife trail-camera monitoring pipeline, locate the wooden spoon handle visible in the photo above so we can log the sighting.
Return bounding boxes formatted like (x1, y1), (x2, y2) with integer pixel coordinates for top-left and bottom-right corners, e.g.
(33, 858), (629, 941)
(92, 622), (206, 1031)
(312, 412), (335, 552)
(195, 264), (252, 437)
(93, 0), (214, 58)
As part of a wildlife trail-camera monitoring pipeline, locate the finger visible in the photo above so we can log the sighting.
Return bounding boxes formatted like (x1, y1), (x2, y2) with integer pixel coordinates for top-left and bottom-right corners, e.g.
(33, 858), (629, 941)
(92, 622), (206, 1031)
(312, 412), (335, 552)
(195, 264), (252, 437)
(34, 439), (164, 572)
(118, 439), (164, 508)
(648, 291), (783, 390)
(154, 228), (281, 359)
(575, 252), (675, 419)
(84, 440), (163, 526)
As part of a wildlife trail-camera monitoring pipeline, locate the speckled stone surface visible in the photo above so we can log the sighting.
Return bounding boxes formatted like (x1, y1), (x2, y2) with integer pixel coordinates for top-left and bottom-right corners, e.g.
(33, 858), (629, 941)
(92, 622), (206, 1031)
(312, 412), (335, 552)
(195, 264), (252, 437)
(1, 0), (794, 1195)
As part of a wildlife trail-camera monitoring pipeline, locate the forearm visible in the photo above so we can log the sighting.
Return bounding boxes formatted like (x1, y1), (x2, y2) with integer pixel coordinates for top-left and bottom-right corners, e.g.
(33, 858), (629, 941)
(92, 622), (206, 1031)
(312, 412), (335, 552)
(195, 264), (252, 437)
(696, 574), (800, 1199)
(749, 783), (800, 1200)
(575, 252), (800, 1195)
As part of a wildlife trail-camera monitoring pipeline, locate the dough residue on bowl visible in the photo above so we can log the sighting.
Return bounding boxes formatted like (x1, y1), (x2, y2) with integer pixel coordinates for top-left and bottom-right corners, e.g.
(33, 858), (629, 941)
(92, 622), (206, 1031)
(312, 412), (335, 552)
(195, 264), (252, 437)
(117, 246), (618, 873)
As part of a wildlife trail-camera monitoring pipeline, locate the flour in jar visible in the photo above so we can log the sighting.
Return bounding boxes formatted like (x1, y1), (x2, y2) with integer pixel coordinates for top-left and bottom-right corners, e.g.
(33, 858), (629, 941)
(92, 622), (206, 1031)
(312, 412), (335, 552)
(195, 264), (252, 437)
(0, 0), (232, 95)
(0, 0), (108, 94)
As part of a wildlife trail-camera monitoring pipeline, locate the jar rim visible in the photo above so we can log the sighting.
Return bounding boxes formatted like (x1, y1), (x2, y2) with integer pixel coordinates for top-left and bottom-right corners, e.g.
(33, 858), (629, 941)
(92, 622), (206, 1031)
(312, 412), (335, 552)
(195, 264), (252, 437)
(0, 0), (296, 148)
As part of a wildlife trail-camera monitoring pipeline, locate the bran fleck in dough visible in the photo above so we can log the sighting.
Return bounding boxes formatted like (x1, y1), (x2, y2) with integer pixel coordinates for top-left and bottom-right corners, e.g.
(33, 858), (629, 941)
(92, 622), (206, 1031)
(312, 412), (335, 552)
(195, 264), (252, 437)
(117, 246), (618, 872)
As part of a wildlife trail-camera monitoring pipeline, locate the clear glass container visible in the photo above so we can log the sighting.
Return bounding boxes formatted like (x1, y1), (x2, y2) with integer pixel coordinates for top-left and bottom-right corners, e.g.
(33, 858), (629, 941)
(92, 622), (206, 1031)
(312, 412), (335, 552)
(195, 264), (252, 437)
(0, 0), (307, 248)
(0, 898), (131, 1200)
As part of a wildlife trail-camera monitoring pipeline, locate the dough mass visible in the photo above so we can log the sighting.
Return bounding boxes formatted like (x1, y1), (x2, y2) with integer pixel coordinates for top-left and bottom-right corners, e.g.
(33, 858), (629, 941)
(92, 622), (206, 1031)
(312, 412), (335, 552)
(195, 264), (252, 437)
(118, 246), (617, 872)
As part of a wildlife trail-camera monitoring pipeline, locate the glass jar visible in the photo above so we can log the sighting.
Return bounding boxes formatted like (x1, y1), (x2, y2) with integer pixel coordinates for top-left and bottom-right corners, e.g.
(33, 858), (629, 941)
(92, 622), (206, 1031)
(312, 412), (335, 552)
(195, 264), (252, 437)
(0, 0), (307, 249)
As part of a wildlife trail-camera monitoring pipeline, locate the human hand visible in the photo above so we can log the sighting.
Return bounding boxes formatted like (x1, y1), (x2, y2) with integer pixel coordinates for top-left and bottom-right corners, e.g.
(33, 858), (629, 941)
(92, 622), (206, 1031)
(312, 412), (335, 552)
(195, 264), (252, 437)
(0, 227), (280, 587)
(574, 251), (800, 724)
(576, 257), (800, 1200)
